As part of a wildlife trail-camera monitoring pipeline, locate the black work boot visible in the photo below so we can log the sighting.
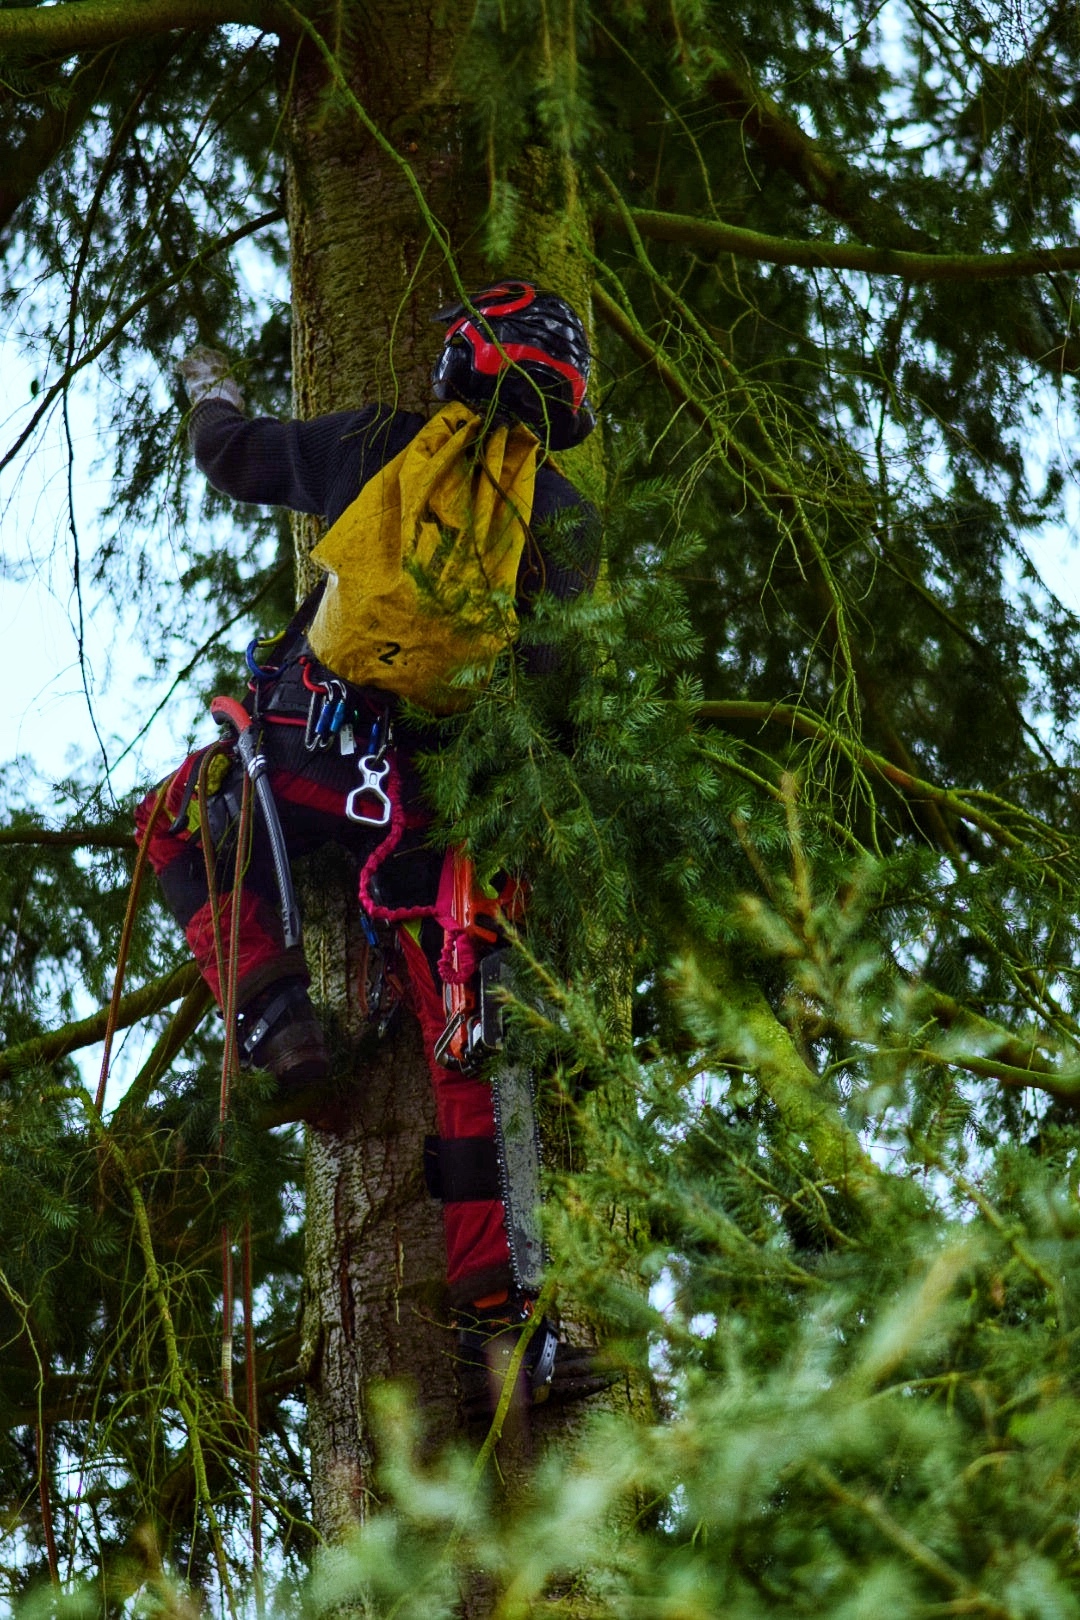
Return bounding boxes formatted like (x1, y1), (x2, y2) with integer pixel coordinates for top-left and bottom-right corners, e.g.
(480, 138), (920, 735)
(456, 1290), (559, 1415)
(236, 978), (329, 1091)
(456, 1292), (620, 1420)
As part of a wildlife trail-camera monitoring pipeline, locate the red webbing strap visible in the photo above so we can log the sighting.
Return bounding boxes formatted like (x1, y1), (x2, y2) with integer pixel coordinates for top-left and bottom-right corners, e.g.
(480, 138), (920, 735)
(196, 745), (232, 1012)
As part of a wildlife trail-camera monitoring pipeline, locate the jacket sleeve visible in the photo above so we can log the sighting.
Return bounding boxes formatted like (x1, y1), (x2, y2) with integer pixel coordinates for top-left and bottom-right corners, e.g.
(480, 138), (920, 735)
(188, 400), (381, 516)
(524, 466), (601, 604)
(519, 469), (601, 678)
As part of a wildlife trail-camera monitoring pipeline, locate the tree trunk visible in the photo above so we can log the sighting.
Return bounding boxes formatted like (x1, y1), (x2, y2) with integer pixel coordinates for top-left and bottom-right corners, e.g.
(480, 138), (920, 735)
(282, 0), (636, 1563)
(283, 0), (484, 1538)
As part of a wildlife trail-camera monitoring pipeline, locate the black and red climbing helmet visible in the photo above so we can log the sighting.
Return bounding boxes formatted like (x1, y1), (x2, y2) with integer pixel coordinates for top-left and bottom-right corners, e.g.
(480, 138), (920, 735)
(431, 280), (596, 449)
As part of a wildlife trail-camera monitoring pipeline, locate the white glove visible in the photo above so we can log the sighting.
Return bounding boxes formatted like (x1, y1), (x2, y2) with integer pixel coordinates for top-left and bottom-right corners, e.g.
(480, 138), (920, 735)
(175, 344), (244, 410)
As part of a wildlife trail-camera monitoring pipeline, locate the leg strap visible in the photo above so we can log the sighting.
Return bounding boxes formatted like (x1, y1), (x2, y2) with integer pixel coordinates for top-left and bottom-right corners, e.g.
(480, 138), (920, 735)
(423, 1135), (501, 1203)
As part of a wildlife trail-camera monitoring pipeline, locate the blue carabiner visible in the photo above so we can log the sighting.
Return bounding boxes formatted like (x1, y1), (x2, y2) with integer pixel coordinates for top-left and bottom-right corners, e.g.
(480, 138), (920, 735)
(245, 637), (280, 682)
(328, 696), (347, 736)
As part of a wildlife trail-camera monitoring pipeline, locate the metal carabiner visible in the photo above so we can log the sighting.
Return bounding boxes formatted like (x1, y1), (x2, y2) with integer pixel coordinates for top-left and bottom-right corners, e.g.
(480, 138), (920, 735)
(302, 658), (334, 752)
(344, 754), (393, 827)
(325, 679), (348, 738)
(304, 687), (325, 751)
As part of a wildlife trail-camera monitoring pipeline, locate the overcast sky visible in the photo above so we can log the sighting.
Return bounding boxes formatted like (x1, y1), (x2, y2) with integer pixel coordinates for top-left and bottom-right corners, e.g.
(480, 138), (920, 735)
(1, 341), (207, 805)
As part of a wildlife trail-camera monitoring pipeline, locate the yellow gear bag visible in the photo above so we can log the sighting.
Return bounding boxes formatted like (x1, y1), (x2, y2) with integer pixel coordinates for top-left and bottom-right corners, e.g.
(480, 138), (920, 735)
(306, 404), (538, 712)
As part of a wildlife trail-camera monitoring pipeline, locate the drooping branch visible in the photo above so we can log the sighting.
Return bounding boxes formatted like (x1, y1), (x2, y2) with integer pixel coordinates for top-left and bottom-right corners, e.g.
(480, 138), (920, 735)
(697, 699), (1062, 857)
(6, 1326), (302, 1428)
(79, 1099), (237, 1611)
(592, 275), (961, 856)
(705, 59), (1080, 378)
(0, 961), (200, 1081)
(0, 206), (284, 480)
(0, 0), (295, 60)
(0, 51), (119, 235)
(619, 207), (1080, 283)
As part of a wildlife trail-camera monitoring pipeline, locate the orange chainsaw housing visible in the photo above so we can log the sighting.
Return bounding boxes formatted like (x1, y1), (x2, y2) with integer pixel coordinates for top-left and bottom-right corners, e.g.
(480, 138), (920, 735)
(439, 849), (526, 1070)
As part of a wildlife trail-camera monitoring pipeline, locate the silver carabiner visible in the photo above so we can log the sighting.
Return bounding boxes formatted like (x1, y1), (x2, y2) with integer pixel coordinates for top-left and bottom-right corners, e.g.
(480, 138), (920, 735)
(344, 754), (392, 826)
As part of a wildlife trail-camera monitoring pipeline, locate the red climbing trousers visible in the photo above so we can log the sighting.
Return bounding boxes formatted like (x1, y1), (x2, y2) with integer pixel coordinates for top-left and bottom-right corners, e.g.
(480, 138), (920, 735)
(134, 692), (514, 1309)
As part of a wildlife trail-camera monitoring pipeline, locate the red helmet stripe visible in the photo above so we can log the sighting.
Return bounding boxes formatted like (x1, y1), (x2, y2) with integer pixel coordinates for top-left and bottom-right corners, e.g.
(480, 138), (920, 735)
(471, 283), (536, 318)
(446, 316), (588, 412)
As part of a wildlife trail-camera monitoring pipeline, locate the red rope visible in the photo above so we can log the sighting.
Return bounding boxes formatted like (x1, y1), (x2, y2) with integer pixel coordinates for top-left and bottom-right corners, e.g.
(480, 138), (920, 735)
(196, 747), (231, 1019)
(94, 778), (171, 1114)
(36, 1420), (59, 1586)
(242, 1219), (264, 1611)
(356, 753), (428, 921)
(218, 768), (253, 1407)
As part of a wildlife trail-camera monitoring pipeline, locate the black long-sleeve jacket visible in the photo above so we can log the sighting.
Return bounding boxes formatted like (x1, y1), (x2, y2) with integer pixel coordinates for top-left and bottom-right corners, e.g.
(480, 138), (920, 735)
(190, 398), (598, 609)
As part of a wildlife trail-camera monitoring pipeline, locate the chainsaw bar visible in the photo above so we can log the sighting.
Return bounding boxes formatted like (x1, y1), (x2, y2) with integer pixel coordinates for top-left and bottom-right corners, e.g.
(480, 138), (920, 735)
(491, 1057), (545, 1294)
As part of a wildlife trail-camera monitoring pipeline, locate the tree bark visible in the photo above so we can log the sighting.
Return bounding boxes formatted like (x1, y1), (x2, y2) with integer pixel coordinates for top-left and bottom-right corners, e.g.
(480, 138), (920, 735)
(283, 3), (481, 1536)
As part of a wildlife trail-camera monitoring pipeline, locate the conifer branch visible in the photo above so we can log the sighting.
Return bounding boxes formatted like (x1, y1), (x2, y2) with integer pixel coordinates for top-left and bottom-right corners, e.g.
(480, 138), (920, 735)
(0, 824), (135, 850)
(966, 921), (1080, 1047)
(0, 50), (120, 236)
(698, 699), (1052, 854)
(807, 1462), (1009, 1612)
(916, 1047), (1080, 1101)
(0, 962), (201, 1081)
(0, 0), (296, 59)
(0, 207), (284, 481)
(927, 991), (1061, 1078)
(704, 58), (1080, 378)
(716, 751), (872, 856)
(943, 1163), (1060, 1296)
(619, 206), (1080, 282)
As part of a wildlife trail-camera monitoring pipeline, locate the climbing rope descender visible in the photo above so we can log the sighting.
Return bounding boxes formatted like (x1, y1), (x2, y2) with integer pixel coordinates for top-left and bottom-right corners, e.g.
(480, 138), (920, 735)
(345, 753), (393, 827)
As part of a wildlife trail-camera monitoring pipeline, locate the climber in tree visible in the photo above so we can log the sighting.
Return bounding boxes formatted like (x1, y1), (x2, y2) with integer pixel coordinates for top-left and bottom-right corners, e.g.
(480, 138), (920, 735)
(135, 281), (599, 1405)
